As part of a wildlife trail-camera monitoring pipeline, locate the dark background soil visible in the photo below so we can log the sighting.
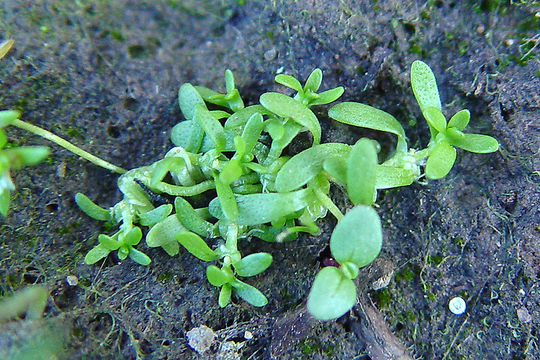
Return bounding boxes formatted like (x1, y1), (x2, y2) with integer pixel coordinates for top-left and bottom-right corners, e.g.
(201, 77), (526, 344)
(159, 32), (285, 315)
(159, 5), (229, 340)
(0, 1), (538, 359)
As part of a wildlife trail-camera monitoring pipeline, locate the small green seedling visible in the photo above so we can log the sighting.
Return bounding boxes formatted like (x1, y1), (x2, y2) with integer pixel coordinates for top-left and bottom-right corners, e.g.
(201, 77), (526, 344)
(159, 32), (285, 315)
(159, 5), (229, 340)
(1, 51), (498, 320)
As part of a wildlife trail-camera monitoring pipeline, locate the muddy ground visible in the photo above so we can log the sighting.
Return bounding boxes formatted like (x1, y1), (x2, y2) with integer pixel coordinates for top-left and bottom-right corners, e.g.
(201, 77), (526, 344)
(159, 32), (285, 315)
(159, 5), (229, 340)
(0, 1), (538, 359)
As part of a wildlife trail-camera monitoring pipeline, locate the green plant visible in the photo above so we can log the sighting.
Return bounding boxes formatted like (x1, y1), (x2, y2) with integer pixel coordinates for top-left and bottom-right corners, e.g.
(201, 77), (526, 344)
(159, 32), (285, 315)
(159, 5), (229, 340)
(2, 51), (498, 320)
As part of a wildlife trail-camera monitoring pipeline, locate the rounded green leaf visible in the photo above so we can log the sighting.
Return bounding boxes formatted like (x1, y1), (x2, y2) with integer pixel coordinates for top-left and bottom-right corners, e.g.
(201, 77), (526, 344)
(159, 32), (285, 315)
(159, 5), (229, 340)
(275, 143), (350, 192)
(84, 244), (111, 265)
(0, 110), (20, 128)
(347, 138), (377, 206)
(194, 104), (226, 152)
(208, 189), (311, 226)
(176, 231), (218, 261)
(174, 197), (214, 237)
(310, 87), (344, 106)
(219, 284), (232, 307)
(375, 165), (416, 189)
(328, 102), (407, 153)
(146, 214), (186, 256)
(232, 280), (268, 307)
(214, 176), (238, 221)
(450, 133), (499, 153)
(75, 193), (111, 221)
(170, 120), (204, 153)
(98, 234), (120, 250)
(275, 74), (303, 92)
(0, 189), (10, 217)
(410, 60), (441, 112)
(206, 265), (234, 286)
(304, 68), (322, 93)
(423, 107), (447, 134)
(330, 205), (382, 268)
(178, 83), (206, 120)
(122, 227), (143, 246)
(307, 266), (357, 321)
(138, 204), (173, 227)
(448, 109), (470, 130)
(425, 141), (457, 179)
(4, 146), (50, 167)
(260, 92), (321, 145)
(128, 248), (151, 266)
(233, 253), (273, 277)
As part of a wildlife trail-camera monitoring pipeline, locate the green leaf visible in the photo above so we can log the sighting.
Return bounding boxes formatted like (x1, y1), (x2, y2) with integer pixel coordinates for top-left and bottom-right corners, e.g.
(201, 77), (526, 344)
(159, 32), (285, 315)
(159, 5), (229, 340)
(232, 280), (268, 307)
(322, 157), (347, 183)
(241, 113), (264, 155)
(0, 110), (19, 128)
(122, 227), (142, 246)
(410, 60), (441, 112)
(224, 105), (269, 129)
(176, 231), (218, 261)
(219, 159), (243, 185)
(375, 165), (416, 189)
(275, 143), (350, 192)
(208, 188), (311, 226)
(304, 68), (322, 93)
(330, 205), (382, 267)
(424, 107), (447, 134)
(0, 189), (10, 217)
(150, 157), (185, 187)
(310, 87), (344, 106)
(347, 139), (377, 206)
(178, 83), (207, 120)
(307, 266), (357, 321)
(4, 146), (50, 168)
(233, 253), (273, 277)
(170, 120), (204, 153)
(219, 284), (232, 307)
(174, 197), (214, 237)
(206, 265), (234, 286)
(75, 193), (111, 221)
(84, 244), (111, 265)
(425, 141), (457, 179)
(194, 104), (226, 152)
(275, 74), (303, 92)
(128, 248), (151, 265)
(138, 204), (173, 227)
(200, 128), (237, 153)
(214, 176), (238, 221)
(448, 109), (470, 130)
(450, 133), (499, 153)
(146, 214), (185, 256)
(328, 102), (407, 152)
(225, 69), (235, 93)
(98, 234), (120, 250)
(260, 92), (321, 145)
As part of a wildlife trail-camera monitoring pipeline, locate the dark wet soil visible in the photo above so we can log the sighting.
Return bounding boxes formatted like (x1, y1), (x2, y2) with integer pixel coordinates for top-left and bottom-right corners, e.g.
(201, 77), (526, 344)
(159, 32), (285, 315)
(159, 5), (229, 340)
(0, 1), (538, 359)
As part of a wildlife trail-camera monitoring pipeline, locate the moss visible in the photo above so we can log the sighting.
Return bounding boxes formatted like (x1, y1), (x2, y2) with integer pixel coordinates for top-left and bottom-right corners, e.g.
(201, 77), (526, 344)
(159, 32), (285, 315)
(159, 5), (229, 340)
(372, 288), (392, 309)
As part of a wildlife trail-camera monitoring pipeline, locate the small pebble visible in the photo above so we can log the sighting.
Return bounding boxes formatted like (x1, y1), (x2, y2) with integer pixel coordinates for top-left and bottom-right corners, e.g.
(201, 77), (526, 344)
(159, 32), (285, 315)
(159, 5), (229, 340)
(516, 307), (532, 324)
(244, 330), (253, 340)
(264, 48), (277, 61)
(186, 325), (216, 354)
(449, 296), (466, 315)
(66, 275), (78, 286)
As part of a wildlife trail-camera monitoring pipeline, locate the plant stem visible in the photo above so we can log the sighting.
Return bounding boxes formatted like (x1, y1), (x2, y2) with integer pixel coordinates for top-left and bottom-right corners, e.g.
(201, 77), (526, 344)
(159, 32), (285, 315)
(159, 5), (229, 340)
(312, 186), (344, 221)
(12, 119), (126, 174)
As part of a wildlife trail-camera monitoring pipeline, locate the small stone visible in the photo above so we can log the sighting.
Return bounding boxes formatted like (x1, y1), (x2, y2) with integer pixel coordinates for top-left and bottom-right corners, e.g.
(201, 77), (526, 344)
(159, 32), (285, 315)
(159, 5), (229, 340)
(516, 307), (532, 324)
(186, 325), (216, 354)
(449, 297), (466, 315)
(476, 24), (485, 35)
(66, 275), (78, 286)
(244, 330), (253, 340)
(264, 48), (277, 61)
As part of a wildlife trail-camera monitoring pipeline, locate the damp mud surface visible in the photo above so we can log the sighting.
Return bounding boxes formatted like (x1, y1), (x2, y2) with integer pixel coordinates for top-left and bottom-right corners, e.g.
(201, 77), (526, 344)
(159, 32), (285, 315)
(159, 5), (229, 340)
(0, 1), (538, 359)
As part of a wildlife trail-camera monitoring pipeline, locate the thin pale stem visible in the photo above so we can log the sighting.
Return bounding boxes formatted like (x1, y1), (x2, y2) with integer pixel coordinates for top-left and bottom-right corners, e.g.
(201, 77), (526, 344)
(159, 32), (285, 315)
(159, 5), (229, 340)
(312, 186), (344, 221)
(12, 119), (126, 174)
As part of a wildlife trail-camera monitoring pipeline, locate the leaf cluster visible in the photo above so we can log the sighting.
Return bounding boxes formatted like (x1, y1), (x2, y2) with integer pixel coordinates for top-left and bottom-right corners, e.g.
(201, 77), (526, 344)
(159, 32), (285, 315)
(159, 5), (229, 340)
(75, 63), (498, 318)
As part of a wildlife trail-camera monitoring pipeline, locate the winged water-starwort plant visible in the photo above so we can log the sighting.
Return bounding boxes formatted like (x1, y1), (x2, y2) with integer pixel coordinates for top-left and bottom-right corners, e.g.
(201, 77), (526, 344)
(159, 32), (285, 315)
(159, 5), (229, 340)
(2, 47), (498, 320)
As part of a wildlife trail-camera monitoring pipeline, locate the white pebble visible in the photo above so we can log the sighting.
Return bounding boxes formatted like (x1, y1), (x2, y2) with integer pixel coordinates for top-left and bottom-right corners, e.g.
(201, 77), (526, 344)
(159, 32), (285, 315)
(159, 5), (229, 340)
(449, 296), (466, 315)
